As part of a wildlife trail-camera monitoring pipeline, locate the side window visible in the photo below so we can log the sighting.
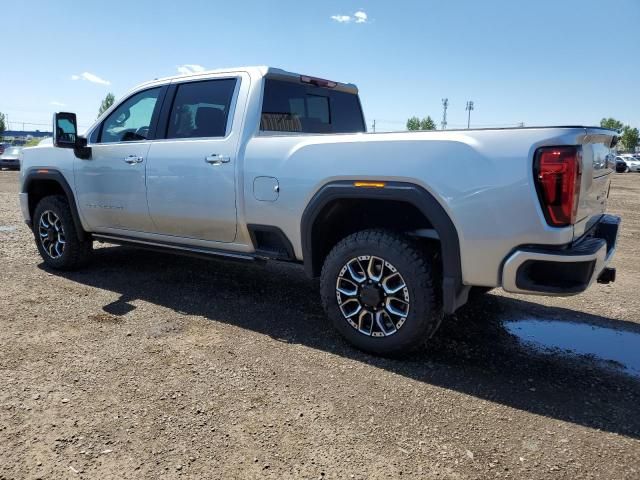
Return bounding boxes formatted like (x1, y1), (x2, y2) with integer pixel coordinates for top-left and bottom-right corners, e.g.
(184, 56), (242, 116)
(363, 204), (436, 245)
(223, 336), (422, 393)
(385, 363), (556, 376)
(99, 88), (162, 143)
(166, 79), (237, 139)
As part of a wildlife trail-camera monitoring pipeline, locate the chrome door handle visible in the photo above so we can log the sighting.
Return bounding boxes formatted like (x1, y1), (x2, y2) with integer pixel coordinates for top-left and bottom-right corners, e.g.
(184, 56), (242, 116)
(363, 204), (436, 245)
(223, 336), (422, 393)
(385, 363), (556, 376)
(124, 155), (143, 164)
(205, 154), (230, 165)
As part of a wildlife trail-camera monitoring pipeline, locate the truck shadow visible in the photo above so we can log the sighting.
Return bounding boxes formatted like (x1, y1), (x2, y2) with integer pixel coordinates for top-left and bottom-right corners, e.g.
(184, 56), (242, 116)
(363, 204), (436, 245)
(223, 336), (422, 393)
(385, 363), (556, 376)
(49, 246), (640, 439)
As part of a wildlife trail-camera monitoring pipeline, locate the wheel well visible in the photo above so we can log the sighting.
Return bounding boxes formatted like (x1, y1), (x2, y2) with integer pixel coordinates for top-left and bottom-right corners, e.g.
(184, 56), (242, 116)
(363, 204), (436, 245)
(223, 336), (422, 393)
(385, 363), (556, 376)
(309, 198), (439, 276)
(25, 175), (86, 241)
(27, 179), (66, 220)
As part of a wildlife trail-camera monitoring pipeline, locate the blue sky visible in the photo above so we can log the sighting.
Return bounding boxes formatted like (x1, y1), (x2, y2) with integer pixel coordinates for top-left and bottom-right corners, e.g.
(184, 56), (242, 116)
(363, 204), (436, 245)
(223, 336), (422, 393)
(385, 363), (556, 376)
(3, 0), (639, 132)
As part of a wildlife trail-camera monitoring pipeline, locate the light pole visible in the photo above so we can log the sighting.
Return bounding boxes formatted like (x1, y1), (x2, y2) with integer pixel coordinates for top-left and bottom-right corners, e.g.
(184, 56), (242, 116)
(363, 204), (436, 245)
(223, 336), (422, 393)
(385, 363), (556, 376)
(465, 101), (474, 129)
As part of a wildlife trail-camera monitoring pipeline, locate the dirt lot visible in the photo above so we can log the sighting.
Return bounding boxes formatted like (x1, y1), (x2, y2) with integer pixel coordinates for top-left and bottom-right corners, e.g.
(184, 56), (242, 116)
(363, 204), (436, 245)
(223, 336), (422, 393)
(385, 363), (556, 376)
(0, 170), (639, 479)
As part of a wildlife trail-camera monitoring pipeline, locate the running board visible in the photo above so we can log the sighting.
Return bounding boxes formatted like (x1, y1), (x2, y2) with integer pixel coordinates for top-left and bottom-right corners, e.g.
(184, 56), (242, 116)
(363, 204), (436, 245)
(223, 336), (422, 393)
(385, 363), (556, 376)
(92, 234), (262, 264)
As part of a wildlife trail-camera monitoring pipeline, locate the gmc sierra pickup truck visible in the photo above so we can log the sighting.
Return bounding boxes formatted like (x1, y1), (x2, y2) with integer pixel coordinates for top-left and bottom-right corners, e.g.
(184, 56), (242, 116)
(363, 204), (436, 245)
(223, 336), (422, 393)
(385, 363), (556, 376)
(19, 66), (620, 355)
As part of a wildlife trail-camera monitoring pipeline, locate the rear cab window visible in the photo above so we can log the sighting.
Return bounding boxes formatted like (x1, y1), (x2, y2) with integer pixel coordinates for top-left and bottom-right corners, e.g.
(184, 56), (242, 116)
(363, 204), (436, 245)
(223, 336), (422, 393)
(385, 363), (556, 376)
(166, 78), (237, 139)
(260, 78), (365, 134)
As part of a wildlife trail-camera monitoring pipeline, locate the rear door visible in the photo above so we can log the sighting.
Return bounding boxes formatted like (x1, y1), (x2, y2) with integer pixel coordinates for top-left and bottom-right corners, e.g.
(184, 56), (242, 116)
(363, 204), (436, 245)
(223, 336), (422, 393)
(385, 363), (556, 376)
(145, 74), (247, 243)
(76, 86), (166, 232)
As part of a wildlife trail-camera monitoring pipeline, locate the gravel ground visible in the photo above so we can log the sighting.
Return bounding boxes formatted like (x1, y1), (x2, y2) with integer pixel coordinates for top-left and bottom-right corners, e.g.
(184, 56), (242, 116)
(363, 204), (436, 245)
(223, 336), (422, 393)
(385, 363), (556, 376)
(0, 170), (639, 479)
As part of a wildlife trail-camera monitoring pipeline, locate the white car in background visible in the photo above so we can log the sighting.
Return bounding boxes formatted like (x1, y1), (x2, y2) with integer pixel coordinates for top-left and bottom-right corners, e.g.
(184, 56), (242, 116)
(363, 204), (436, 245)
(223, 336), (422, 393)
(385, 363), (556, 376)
(621, 154), (640, 172)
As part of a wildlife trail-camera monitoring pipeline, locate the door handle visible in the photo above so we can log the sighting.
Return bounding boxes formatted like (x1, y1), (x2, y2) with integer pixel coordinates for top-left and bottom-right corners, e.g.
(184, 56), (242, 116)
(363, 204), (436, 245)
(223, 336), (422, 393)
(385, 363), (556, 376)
(124, 155), (143, 164)
(205, 154), (231, 165)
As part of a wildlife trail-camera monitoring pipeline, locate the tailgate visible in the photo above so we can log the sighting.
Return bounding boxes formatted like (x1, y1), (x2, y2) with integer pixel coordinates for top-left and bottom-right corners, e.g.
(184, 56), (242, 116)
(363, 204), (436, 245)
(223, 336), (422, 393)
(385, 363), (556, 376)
(573, 128), (618, 239)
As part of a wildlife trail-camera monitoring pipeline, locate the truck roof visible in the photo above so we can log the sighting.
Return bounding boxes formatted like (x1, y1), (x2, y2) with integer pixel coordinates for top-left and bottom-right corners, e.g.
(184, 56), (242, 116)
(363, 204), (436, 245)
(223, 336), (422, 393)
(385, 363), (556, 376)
(135, 66), (359, 94)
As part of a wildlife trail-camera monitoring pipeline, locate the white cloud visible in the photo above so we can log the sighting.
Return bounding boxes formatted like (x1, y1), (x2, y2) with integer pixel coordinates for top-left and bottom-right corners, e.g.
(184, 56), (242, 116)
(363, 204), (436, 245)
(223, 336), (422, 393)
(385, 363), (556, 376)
(177, 64), (206, 75)
(331, 14), (352, 23)
(70, 72), (111, 85)
(50, 101), (65, 107)
(331, 11), (368, 24)
(354, 11), (368, 23)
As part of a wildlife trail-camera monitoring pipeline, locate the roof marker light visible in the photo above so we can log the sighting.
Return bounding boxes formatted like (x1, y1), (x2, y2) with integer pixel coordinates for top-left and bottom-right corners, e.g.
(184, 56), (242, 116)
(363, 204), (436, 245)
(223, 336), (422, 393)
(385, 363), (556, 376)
(300, 75), (338, 88)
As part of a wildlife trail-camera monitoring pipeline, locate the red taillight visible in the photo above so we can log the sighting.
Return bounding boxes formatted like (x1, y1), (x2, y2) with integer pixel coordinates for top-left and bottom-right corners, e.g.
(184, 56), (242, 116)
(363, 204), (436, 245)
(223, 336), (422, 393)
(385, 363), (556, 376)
(534, 146), (581, 227)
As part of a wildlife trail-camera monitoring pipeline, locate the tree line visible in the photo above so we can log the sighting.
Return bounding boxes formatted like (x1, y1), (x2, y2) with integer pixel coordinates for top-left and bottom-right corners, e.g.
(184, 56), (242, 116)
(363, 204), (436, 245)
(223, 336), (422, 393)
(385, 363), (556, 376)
(406, 116), (437, 131)
(600, 118), (639, 153)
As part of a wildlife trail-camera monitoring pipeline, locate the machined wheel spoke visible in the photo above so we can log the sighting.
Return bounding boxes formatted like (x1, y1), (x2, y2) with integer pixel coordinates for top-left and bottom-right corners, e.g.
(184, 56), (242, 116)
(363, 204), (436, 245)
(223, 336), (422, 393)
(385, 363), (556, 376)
(346, 258), (367, 283)
(386, 298), (409, 318)
(382, 272), (406, 294)
(358, 309), (374, 336)
(340, 299), (362, 318)
(375, 310), (397, 336)
(337, 277), (359, 296)
(367, 256), (384, 282)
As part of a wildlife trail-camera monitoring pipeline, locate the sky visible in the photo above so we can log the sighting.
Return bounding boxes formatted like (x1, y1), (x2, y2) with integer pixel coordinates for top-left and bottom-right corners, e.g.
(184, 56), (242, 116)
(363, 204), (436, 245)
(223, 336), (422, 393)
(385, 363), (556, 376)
(2, 0), (639, 133)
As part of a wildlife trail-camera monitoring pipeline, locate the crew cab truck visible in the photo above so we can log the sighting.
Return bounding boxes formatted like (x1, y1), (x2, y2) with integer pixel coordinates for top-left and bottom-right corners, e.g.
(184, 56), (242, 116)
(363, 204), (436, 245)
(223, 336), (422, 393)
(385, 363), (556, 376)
(19, 66), (620, 355)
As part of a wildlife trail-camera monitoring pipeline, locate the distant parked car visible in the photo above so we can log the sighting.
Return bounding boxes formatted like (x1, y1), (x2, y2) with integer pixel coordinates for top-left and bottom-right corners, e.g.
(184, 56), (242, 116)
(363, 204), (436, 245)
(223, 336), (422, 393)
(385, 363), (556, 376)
(0, 146), (22, 170)
(615, 156), (629, 173)
(622, 155), (640, 172)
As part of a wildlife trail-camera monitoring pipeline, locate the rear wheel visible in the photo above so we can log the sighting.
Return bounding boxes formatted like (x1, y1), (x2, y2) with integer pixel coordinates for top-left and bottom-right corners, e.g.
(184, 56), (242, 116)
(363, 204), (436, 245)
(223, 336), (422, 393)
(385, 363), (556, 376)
(33, 195), (92, 270)
(320, 229), (443, 356)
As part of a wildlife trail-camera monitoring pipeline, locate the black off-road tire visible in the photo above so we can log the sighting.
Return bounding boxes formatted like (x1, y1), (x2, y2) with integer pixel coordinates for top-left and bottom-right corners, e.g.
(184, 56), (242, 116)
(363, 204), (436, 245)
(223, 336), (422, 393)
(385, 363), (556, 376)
(33, 195), (92, 270)
(469, 286), (494, 299)
(320, 229), (443, 356)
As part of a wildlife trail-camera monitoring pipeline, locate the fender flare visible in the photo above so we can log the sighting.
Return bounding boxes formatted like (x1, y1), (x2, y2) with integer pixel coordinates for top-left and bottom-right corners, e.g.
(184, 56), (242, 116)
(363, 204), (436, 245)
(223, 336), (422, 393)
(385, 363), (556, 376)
(300, 181), (468, 314)
(22, 168), (87, 241)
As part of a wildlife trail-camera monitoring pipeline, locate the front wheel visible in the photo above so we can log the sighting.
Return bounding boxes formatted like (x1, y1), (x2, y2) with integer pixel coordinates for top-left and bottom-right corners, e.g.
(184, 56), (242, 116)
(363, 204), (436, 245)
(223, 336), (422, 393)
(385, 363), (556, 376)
(33, 195), (92, 270)
(320, 229), (443, 356)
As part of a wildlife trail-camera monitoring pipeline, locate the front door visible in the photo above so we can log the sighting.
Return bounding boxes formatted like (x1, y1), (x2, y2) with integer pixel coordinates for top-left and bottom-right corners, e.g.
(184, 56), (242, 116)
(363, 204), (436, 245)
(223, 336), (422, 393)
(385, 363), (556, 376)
(75, 87), (164, 232)
(146, 76), (243, 243)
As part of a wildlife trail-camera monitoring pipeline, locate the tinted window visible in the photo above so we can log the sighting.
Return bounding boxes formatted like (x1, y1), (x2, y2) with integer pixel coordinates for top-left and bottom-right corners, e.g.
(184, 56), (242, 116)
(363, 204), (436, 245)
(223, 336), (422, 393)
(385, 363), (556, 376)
(99, 88), (161, 143)
(261, 79), (365, 134)
(166, 79), (237, 139)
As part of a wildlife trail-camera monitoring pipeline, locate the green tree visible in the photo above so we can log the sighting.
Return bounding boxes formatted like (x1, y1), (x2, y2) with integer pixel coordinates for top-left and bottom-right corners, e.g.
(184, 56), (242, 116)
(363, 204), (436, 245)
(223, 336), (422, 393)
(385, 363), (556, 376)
(620, 126), (639, 153)
(406, 116), (421, 131)
(420, 116), (437, 130)
(600, 117), (624, 131)
(0, 112), (6, 140)
(98, 93), (115, 118)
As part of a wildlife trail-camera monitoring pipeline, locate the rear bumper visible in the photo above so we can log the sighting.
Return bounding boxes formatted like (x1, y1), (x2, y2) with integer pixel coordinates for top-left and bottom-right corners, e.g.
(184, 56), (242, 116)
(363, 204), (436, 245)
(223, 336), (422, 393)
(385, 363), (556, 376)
(501, 214), (620, 295)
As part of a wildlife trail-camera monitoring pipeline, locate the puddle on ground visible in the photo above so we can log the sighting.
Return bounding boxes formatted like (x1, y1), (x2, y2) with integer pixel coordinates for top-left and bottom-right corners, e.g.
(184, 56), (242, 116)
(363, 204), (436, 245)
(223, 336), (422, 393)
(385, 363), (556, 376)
(0, 225), (17, 232)
(505, 319), (640, 377)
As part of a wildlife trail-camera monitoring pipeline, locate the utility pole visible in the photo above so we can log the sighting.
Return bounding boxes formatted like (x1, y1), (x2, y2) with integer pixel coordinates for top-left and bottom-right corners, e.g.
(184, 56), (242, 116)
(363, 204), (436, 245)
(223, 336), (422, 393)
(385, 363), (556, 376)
(372, 119), (376, 133)
(465, 101), (474, 129)
(441, 98), (448, 130)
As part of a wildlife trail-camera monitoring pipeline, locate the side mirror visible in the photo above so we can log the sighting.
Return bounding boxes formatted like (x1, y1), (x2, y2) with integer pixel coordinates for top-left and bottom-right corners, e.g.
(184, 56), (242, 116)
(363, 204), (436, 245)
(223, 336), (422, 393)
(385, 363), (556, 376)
(53, 112), (91, 159)
(53, 112), (78, 148)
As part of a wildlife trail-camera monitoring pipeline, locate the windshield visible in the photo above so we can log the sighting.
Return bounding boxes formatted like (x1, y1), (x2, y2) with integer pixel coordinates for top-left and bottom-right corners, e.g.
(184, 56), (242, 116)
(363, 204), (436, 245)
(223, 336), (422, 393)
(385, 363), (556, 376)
(6, 147), (21, 155)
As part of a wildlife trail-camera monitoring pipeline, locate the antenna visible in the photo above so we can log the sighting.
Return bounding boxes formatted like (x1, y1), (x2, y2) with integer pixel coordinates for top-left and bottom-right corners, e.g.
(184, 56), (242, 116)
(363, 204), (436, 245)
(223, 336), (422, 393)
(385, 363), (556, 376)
(441, 98), (448, 130)
(465, 101), (475, 129)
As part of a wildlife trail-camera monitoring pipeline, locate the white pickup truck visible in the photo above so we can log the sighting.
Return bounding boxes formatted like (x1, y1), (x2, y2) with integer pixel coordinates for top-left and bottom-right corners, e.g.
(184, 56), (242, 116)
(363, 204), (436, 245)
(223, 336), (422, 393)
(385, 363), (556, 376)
(19, 66), (620, 355)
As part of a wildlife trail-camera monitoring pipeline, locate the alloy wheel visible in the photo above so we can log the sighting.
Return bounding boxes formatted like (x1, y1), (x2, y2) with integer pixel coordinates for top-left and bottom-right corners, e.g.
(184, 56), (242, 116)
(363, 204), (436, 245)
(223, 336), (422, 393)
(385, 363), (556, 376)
(38, 210), (66, 259)
(335, 255), (410, 337)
